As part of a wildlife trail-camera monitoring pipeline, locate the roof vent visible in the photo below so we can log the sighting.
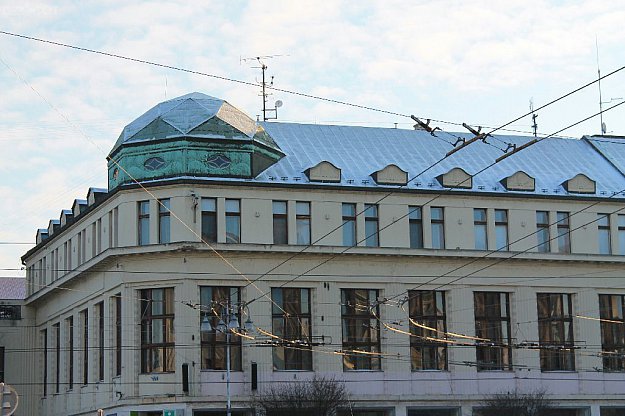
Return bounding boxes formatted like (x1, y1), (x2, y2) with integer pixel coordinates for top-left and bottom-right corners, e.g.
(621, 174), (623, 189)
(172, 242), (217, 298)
(562, 173), (596, 194)
(436, 167), (472, 189)
(500, 171), (535, 192)
(304, 161), (341, 183)
(371, 164), (408, 186)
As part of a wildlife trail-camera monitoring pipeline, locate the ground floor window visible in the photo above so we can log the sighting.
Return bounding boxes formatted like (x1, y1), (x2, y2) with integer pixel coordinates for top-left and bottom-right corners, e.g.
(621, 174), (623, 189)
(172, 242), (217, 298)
(602, 408), (625, 416)
(192, 411), (250, 416)
(475, 409), (583, 416)
(410, 409), (459, 416)
(339, 410), (389, 416)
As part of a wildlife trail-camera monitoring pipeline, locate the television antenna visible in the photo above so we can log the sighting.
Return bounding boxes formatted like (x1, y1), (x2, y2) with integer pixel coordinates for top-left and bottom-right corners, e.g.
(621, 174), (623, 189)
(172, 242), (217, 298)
(241, 55), (287, 121)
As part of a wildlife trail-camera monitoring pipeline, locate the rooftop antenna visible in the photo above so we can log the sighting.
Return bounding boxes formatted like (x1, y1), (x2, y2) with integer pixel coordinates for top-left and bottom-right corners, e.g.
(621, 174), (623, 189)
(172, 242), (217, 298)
(596, 36), (606, 135)
(241, 55), (287, 121)
(530, 98), (538, 137)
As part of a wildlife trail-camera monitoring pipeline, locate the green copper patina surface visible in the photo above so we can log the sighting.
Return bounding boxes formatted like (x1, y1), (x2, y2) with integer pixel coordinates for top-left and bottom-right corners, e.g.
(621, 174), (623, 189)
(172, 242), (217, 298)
(107, 93), (283, 189)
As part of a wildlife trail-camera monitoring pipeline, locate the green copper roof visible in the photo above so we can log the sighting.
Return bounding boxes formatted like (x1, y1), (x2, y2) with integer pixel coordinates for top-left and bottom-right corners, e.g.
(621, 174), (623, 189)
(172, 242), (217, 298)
(109, 92), (279, 155)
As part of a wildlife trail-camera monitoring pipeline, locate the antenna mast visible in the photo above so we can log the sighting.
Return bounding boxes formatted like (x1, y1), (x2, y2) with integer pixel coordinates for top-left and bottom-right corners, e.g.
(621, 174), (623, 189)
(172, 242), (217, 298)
(596, 37), (605, 135)
(241, 55), (286, 121)
(530, 98), (538, 137)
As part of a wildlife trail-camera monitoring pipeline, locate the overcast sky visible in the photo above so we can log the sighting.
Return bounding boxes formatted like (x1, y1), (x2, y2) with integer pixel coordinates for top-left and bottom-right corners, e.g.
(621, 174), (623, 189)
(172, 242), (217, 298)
(1, 0), (624, 277)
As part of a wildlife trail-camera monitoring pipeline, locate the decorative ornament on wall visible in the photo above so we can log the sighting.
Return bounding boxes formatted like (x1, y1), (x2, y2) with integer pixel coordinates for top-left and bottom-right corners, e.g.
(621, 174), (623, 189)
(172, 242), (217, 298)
(144, 157), (166, 171)
(204, 153), (231, 169)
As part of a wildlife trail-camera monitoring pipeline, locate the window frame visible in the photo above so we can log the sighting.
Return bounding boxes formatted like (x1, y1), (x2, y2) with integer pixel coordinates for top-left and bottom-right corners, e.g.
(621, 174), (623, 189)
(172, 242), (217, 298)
(201, 197), (217, 243)
(342, 203), (357, 247)
(364, 204), (379, 247)
(537, 293), (575, 371)
(494, 209), (509, 251)
(271, 287), (313, 371)
(536, 211), (550, 252)
(81, 309), (88, 385)
(618, 215), (625, 255)
(140, 288), (175, 373)
(556, 211), (571, 253)
(296, 201), (311, 245)
(431, 207), (445, 249)
(599, 294), (625, 372)
(114, 294), (122, 377)
(138, 200), (150, 246)
(409, 206), (423, 249)
(474, 208), (488, 250)
(598, 213), (612, 255)
(96, 301), (105, 381)
(341, 289), (381, 371)
(409, 290), (448, 371)
(225, 199), (241, 244)
(67, 316), (74, 389)
(272, 201), (288, 245)
(199, 286), (242, 371)
(158, 198), (171, 244)
(474, 292), (512, 371)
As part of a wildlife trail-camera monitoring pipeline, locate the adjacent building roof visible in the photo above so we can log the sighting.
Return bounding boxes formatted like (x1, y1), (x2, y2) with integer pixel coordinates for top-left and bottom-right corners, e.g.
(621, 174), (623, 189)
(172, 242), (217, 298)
(0, 278), (26, 300)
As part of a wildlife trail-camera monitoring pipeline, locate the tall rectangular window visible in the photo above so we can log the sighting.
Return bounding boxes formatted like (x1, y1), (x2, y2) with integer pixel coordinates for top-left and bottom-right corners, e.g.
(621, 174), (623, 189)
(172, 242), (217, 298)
(77, 232), (82, 265)
(42, 257), (47, 286)
(201, 198), (217, 242)
(272, 201), (288, 244)
(556, 212), (571, 253)
(537, 293), (575, 371)
(108, 210), (113, 248)
(536, 211), (550, 252)
(42, 329), (47, 396)
(409, 290), (447, 370)
(54, 323), (60, 393)
(474, 292), (512, 371)
(495, 209), (509, 251)
(96, 218), (102, 254)
(199, 287), (241, 371)
(225, 199), (241, 243)
(364, 204), (379, 247)
(159, 199), (171, 244)
(113, 207), (119, 247)
(431, 207), (445, 249)
(474, 209), (488, 250)
(619, 215), (625, 255)
(81, 309), (88, 384)
(138, 200), (150, 245)
(114, 294), (122, 377)
(91, 222), (97, 258)
(409, 206), (423, 249)
(96, 302), (104, 381)
(342, 203), (357, 246)
(67, 316), (74, 389)
(598, 213), (612, 254)
(296, 202), (311, 245)
(272, 288), (312, 370)
(140, 288), (175, 373)
(599, 294), (625, 372)
(341, 289), (381, 371)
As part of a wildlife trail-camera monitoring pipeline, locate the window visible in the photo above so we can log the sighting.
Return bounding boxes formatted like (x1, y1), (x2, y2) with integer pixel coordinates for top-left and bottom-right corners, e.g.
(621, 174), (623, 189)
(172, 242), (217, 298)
(409, 206), (423, 248)
(599, 294), (625, 372)
(556, 212), (571, 253)
(342, 203), (357, 246)
(67, 316), (74, 389)
(77, 232), (82, 265)
(474, 209), (487, 250)
(0, 305), (21, 320)
(341, 289), (380, 371)
(409, 290), (447, 370)
(140, 288), (175, 373)
(138, 200), (150, 245)
(42, 329), (47, 396)
(96, 302), (104, 381)
(537, 293), (575, 371)
(296, 202), (311, 245)
(81, 309), (88, 384)
(66, 239), (72, 271)
(201, 198), (217, 242)
(495, 209), (509, 250)
(91, 222), (97, 258)
(474, 292), (512, 371)
(159, 198), (171, 244)
(536, 211), (550, 252)
(225, 199), (241, 243)
(114, 294), (122, 377)
(272, 201), (288, 244)
(0, 346), (3, 383)
(431, 207), (445, 249)
(598, 213), (612, 254)
(364, 204), (379, 247)
(96, 218), (102, 254)
(619, 215), (625, 255)
(54, 322), (60, 393)
(272, 288), (312, 370)
(200, 286), (241, 371)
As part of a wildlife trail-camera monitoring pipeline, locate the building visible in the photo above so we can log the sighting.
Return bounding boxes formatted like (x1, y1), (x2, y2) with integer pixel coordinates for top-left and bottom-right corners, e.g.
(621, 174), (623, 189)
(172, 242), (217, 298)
(12, 92), (625, 416)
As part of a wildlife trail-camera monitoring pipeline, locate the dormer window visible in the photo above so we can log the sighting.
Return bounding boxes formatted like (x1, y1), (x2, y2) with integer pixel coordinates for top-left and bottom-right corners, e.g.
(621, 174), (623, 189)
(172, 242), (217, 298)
(371, 164), (408, 186)
(304, 161), (341, 183)
(562, 173), (596, 194)
(436, 167), (472, 189)
(500, 171), (535, 192)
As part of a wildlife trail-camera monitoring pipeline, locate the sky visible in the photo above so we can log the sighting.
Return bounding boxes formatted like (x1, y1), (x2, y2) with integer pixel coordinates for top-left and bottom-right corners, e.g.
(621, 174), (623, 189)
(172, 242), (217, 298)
(1, 0), (624, 277)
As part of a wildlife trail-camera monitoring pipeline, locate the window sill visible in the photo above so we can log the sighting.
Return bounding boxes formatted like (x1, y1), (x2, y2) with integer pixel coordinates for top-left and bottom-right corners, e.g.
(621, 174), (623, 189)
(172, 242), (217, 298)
(139, 371), (175, 375)
(200, 369), (243, 373)
(343, 369), (383, 372)
(273, 369), (314, 372)
(411, 369), (449, 372)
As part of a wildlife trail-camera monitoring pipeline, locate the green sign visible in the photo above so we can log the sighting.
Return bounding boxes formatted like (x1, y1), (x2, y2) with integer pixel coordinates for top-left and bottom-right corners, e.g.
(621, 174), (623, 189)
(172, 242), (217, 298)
(164, 411), (175, 416)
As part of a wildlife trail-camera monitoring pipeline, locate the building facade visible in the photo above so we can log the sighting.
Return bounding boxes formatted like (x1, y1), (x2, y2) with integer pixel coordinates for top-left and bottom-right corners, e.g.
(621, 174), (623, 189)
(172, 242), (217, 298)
(12, 92), (625, 416)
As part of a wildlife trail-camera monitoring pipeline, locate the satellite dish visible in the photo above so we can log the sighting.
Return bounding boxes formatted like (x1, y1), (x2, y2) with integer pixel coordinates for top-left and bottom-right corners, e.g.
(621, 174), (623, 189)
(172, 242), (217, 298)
(275, 100), (283, 108)
(601, 122), (607, 134)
